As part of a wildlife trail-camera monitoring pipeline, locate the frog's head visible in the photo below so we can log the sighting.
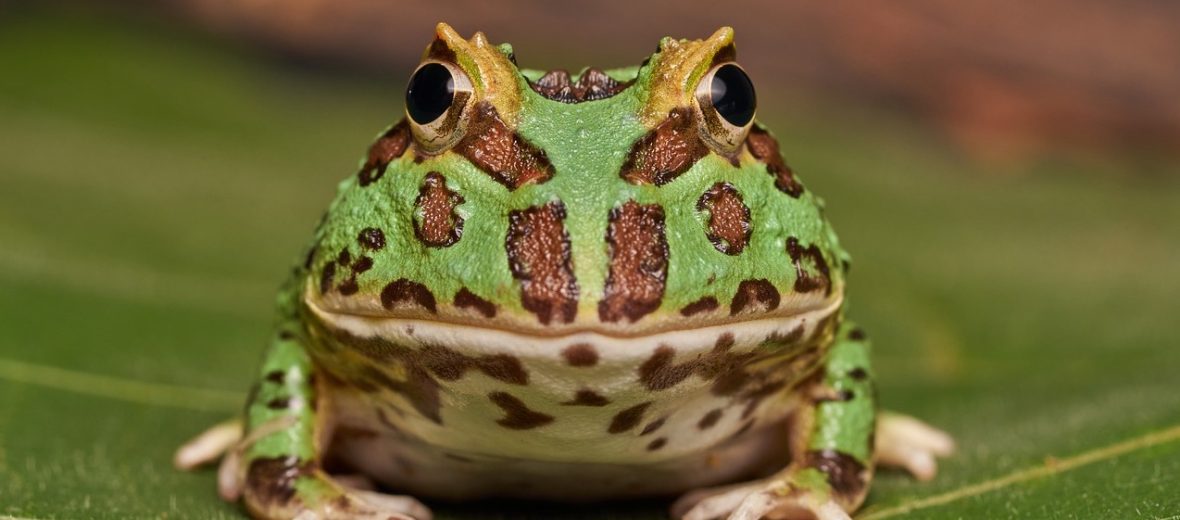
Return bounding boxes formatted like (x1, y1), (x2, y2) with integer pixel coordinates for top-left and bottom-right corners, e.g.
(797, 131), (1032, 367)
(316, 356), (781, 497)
(307, 24), (848, 337)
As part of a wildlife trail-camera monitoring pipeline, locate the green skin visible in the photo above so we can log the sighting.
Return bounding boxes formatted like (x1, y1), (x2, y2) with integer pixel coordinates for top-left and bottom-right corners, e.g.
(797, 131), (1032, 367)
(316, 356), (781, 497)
(232, 25), (876, 519)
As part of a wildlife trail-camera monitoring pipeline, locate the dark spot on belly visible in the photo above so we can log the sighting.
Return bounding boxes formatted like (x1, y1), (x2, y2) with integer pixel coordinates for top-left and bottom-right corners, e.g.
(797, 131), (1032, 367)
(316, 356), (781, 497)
(697, 182), (751, 255)
(638, 346), (695, 391)
(414, 172), (465, 247)
(620, 107), (711, 186)
(730, 279), (780, 315)
(786, 237), (832, 295)
(745, 125), (803, 198)
(358, 227), (386, 251)
(640, 416), (667, 436)
(805, 449), (868, 499)
(358, 120), (411, 187)
(529, 68), (633, 103)
(562, 343), (599, 367)
(505, 201), (578, 324)
(608, 402), (652, 434)
(562, 389), (611, 407)
(646, 437), (668, 451)
(380, 279), (437, 313)
(453, 287), (497, 318)
(420, 345), (528, 385)
(599, 201), (668, 323)
(488, 392), (554, 430)
(454, 102), (553, 190)
(245, 456), (311, 507)
(848, 328), (867, 341)
(697, 409), (724, 430)
(680, 296), (719, 317)
(848, 367), (868, 381)
(264, 370), (286, 384)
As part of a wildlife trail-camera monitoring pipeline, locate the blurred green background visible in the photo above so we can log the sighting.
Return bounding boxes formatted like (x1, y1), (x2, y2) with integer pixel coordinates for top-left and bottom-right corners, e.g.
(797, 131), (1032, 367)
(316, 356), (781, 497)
(1, 2), (1179, 519)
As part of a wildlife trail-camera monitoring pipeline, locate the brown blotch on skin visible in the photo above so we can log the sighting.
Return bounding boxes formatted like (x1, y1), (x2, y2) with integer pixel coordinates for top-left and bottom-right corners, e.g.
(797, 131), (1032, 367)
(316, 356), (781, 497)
(608, 402), (652, 434)
(419, 344), (528, 385)
(453, 287), (497, 318)
(488, 392), (554, 430)
(265, 397), (290, 410)
(746, 125), (803, 198)
(352, 256), (373, 274)
(380, 279), (438, 313)
(640, 417), (667, 436)
(849, 328), (867, 341)
(454, 102), (553, 190)
(599, 201), (668, 323)
(620, 107), (711, 186)
(414, 172), (465, 247)
(562, 343), (599, 367)
(529, 68), (633, 103)
(337, 277), (359, 296)
(319, 262), (337, 294)
(358, 227), (386, 251)
(302, 245), (318, 270)
(562, 389), (611, 407)
(680, 296), (720, 317)
(505, 201), (579, 324)
(730, 279), (781, 316)
(786, 237), (832, 295)
(805, 450), (868, 499)
(698, 409), (724, 430)
(697, 182), (752, 255)
(358, 120), (411, 187)
(264, 370), (286, 384)
(646, 437), (668, 451)
(245, 456), (311, 507)
(848, 367), (868, 381)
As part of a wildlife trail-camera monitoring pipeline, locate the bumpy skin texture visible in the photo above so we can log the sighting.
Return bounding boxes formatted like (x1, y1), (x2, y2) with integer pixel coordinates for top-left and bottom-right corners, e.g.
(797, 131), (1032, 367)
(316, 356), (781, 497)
(214, 23), (896, 520)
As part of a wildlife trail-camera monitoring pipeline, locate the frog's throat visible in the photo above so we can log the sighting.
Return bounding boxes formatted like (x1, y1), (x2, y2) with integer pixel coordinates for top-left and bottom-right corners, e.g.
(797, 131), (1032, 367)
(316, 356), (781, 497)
(304, 291), (842, 351)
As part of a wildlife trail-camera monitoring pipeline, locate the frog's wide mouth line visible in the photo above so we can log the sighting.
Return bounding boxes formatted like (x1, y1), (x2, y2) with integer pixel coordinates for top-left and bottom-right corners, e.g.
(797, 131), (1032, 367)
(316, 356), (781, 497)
(305, 292), (843, 357)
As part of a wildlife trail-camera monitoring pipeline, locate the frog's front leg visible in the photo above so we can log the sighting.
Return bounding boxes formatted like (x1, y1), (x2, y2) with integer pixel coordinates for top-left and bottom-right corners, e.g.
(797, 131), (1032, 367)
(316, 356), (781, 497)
(221, 316), (431, 520)
(673, 323), (886, 520)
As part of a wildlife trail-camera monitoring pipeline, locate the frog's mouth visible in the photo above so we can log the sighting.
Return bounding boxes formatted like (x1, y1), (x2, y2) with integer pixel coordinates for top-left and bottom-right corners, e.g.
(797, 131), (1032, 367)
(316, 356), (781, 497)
(305, 279), (843, 358)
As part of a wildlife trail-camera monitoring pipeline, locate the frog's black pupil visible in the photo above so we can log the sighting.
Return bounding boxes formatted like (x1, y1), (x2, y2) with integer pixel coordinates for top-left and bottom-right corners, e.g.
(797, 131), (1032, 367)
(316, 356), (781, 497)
(710, 64), (756, 127)
(406, 63), (455, 124)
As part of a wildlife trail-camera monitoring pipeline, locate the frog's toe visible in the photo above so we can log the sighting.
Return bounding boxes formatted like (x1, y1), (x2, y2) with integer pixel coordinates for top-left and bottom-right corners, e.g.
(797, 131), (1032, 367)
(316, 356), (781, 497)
(673, 478), (850, 520)
(174, 419), (242, 470)
(876, 412), (955, 481)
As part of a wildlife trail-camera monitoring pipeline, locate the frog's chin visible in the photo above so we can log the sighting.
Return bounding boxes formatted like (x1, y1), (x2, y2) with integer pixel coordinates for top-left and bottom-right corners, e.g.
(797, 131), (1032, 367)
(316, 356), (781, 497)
(305, 283), (843, 357)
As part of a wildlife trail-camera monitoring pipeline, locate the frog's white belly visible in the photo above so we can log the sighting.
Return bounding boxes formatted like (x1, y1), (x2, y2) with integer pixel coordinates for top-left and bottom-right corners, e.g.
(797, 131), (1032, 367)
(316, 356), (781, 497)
(306, 297), (840, 500)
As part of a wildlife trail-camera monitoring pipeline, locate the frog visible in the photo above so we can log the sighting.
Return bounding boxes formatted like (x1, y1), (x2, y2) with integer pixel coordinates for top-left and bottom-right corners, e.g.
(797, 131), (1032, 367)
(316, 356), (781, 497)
(175, 23), (954, 520)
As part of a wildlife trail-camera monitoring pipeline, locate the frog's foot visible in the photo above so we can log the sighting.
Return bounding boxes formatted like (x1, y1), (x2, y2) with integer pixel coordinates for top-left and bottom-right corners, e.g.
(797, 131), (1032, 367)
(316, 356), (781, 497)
(237, 459), (431, 520)
(671, 474), (851, 520)
(875, 412), (955, 481)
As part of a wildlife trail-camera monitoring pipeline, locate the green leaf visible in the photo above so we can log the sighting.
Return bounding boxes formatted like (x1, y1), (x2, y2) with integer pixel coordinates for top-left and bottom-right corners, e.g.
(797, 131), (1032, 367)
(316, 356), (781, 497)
(2, 6), (1179, 519)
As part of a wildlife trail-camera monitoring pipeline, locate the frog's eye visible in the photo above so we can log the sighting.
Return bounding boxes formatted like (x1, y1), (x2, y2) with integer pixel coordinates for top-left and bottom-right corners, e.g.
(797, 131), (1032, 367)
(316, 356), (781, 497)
(694, 62), (757, 153)
(405, 61), (475, 153)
